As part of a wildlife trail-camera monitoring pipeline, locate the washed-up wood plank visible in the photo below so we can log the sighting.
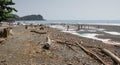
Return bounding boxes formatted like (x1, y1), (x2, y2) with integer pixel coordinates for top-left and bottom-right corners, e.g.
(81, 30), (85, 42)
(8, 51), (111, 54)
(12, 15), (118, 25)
(101, 48), (120, 64)
(30, 30), (47, 34)
(76, 41), (107, 65)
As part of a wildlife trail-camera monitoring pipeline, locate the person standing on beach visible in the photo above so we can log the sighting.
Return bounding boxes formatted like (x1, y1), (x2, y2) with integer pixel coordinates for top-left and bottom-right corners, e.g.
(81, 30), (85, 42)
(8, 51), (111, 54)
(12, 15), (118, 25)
(77, 25), (80, 31)
(67, 25), (69, 31)
(25, 25), (28, 29)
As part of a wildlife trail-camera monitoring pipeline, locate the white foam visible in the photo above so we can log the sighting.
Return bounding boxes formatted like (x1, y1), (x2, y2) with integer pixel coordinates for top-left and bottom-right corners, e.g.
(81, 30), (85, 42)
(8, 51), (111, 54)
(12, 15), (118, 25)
(50, 25), (66, 30)
(62, 30), (80, 36)
(87, 30), (97, 32)
(78, 33), (110, 42)
(97, 29), (105, 31)
(62, 30), (110, 42)
(104, 31), (120, 35)
(64, 30), (120, 45)
(79, 30), (85, 31)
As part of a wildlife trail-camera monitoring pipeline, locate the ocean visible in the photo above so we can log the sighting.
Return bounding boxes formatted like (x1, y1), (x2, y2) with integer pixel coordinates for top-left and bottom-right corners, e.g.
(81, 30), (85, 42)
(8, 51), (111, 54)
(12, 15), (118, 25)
(15, 20), (120, 26)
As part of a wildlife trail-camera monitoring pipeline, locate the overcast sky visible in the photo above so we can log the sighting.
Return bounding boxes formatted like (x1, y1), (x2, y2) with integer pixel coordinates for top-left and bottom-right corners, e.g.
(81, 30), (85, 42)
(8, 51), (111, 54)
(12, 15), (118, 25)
(13, 0), (120, 20)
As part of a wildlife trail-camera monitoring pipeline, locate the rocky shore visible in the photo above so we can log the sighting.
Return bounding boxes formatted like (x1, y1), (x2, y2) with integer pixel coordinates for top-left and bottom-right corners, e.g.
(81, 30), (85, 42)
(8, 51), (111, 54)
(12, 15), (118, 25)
(0, 24), (120, 65)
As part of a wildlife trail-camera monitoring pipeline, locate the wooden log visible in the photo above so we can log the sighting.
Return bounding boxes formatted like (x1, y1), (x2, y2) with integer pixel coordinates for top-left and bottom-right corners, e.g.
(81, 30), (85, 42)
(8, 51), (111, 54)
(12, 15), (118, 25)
(56, 40), (77, 47)
(6, 27), (13, 36)
(56, 40), (77, 52)
(101, 48), (120, 64)
(0, 28), (13, 38)
(67, 44), (78, 53)
(9, 28), (13, 35)
(0, 29), (4, 37)
(42, 43), (50, 50)
(42, 36), (51, 50)
(47, 36), (52, 45)
(75, 41), (107, 65)
(0, 38), (6, 43)
(39, 27), (44, 30)
(30, 30), (47, 34)
(3, 28), (8, 37)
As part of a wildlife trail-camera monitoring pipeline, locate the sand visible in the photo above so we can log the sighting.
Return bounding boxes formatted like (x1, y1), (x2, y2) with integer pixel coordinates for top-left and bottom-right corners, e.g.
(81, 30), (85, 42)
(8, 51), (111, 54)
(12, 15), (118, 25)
(0, 25), (120, 65)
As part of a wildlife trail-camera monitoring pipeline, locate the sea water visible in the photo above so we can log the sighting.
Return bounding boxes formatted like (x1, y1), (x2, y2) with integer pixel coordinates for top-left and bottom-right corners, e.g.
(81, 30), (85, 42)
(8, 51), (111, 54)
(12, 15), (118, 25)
(15, 20), (120, 26)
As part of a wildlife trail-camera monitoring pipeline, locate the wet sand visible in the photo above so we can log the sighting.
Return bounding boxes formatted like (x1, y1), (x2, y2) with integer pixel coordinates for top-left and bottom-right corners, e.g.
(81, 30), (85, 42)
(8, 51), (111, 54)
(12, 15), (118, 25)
(0, 25), (120, 65)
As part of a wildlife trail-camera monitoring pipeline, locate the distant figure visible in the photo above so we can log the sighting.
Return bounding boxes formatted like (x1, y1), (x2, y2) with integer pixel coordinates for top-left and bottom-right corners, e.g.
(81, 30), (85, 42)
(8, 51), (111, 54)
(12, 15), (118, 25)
(67, 25), (69, 31)
(17, 22), (20, 25)
(77, 25), (80, 31)
(97, 25), (100, 29)
(25, 25), (28, 29)
(81, 25), (83, 29)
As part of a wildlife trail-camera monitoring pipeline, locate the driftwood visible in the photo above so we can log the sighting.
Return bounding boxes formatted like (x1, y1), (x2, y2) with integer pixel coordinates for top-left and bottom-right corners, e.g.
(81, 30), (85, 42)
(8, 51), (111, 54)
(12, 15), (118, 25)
(8, 28), (13, 35)
(0, 28), (7, 37)
(30, 30), (47, 34)
(66, 44), (78, 53)
(0, 27), (13, 38)
(56, 40), (77, 52)
(56, 40), (77, 47)
(42, 43), (50, 50)
(47, 36), (52, 45)
(43, 36), (52, 50)
(75, 42), (107, 65)
(39, 27), (44, 30)
(101, 48), (120, 64)
(0, 38), (6, 43)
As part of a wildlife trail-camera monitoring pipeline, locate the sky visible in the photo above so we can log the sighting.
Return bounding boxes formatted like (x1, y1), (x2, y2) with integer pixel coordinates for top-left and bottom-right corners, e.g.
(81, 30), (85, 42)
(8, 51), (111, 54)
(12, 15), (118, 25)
(13, 0), (120, 20)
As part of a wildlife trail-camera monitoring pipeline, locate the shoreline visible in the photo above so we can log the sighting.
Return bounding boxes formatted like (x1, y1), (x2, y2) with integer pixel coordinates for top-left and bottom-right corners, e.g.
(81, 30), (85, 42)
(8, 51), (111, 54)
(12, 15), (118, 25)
(49, 24), (120, 45)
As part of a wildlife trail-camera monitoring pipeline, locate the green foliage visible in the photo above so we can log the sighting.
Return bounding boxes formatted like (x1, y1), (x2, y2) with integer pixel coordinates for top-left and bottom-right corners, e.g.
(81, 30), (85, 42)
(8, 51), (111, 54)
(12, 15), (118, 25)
(0, 0), (17, 22)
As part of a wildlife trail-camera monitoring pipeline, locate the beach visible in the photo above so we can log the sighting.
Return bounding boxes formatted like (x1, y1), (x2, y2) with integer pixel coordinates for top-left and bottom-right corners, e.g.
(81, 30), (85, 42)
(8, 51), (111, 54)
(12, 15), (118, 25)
(0, 24), (120, 65)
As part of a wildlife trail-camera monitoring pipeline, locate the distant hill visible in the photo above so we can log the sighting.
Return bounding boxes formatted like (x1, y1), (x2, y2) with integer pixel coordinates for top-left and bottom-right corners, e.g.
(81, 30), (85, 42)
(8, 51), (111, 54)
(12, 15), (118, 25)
(16, 15), (44, 21)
